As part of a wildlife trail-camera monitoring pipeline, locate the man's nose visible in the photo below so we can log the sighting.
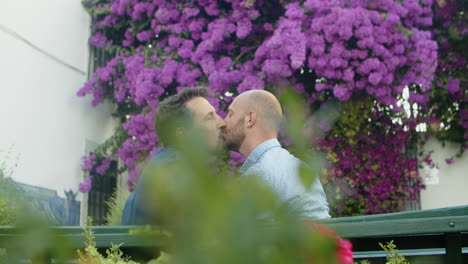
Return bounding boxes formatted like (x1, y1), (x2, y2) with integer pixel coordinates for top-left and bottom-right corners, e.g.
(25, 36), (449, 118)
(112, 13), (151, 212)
(217, 115), (226, 128)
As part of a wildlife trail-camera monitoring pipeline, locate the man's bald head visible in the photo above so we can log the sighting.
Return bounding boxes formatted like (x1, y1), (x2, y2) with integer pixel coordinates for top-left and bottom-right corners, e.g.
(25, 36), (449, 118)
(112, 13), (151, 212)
(223, 89), (283, 154)
(238, 90), (283, 134)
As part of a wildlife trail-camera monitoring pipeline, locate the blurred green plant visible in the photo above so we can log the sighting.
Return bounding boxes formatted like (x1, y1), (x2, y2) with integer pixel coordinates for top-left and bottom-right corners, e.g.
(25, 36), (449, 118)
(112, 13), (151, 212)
(0, 175), (17, 225)
(353, 241), (410, 264)
(1, 209), (75, 264)
(0, 145), (20, 179)
(105, 186), (131, 225)
(379, 241), (410, 264)
(78, 217), (139, 264)
(0, 199), (15, 225)
(354, 260), (371, 264)
(0, 146), (20, 226)
(147, 252), (171, 264)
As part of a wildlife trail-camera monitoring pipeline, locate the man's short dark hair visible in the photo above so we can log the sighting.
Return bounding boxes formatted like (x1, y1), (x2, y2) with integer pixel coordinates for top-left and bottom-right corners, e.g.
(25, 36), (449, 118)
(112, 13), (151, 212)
(155, 87), (209, 147)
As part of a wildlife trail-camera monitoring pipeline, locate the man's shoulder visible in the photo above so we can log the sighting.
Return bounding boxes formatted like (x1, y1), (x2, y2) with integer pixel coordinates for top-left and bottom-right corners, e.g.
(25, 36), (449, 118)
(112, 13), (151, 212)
(148, 147), (177, 165)
(260, 146), (301, 167)
(244, 147), (298, 176)
(138, 147), (178, 184)
(152, 147), (177, 160)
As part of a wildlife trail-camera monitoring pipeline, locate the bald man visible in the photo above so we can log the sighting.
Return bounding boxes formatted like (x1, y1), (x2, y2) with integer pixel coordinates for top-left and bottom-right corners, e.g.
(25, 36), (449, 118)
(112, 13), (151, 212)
(223, 90), (330, 219)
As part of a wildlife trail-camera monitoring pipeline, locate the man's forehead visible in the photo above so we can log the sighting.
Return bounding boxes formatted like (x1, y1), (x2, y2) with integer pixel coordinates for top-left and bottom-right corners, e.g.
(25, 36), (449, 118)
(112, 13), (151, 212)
(186, 97), (214, 118)
(229, 94), (247, 111)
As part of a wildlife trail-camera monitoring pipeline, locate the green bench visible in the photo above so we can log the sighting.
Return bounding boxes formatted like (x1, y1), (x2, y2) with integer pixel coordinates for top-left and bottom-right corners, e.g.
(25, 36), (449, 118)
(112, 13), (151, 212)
(1, 205), (467, 263)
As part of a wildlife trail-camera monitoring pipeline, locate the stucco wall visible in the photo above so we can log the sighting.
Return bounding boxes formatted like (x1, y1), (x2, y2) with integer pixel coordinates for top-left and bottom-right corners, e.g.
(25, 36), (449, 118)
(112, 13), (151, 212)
(420, 137), (468, 209)
(0, 0), (116, 197)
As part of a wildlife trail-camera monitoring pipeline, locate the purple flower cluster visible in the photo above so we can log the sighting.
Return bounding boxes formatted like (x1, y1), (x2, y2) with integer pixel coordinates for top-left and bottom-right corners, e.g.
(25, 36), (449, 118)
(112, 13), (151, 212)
(88, 32), (112, 47)
(119, 113), (158, 168)
(77, 55), (122, 106)
(81, 153), (96, 171)
(320, 111), (425, 215)
(306, 7), (436, 104)
(425, 0), (467, 154)
(96, 158), (112, 175)
(78, 175), (93, 193)
(77, 0), (464, 216)
(79, 154), (115, 193)
(82, 0), (440, 113)
(228, 151), (246, 173)
(127, 165), (141, 191)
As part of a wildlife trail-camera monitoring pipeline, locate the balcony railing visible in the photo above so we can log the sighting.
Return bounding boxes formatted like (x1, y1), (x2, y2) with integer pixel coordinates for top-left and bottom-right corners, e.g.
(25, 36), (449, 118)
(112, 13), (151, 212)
(1, 205), (467, 263)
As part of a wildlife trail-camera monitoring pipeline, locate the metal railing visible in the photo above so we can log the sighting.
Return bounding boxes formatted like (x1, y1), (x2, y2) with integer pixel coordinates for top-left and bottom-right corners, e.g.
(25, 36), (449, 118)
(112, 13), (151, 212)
(1, 205), (467, 263)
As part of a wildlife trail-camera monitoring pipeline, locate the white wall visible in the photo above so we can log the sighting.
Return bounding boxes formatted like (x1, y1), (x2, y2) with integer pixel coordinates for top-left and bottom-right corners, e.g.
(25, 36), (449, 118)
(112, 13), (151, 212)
(0, 0), (116, 197)
(420, 137), (468, 209)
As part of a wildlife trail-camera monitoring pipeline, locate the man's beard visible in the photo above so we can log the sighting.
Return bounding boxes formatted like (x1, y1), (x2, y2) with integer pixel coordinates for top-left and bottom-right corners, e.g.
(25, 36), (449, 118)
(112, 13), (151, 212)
(224, 118), (246, 152)
(211, 131), (226, 154)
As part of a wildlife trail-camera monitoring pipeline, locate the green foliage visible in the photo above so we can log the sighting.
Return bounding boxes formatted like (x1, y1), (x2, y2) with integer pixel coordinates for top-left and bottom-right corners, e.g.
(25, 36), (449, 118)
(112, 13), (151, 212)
(94, 127), (129, 175)
(426, 1), (468, 158)
(147, 252), (171, 264)
(354, 241), (410, 264)
(427, 81), (466, 158)
(0, 146), (21, 225)
(105, 186), (131, 225)
(0, 249), (6, 264)
(332, 98), (373, 143)
(2, 208), (75, 263)
(78, 217), (140, 264)
(0, 174), (18, 226)
(0, 145), (20, 179)
(0, 199), (15, 225)
(354, 260), (371, 264)
(79, 218), (176, 264)
(379, 241), (410, 264)
(0, 174), (62, 226)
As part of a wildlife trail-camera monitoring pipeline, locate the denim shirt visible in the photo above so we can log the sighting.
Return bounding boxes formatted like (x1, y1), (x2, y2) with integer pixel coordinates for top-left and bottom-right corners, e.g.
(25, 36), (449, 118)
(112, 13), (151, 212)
(121, 147), (177, 225)
(240, 138), (331, 219)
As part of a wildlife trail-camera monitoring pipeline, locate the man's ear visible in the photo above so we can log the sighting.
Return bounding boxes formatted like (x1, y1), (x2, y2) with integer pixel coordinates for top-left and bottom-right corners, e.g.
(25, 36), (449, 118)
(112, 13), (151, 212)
(245, 111), (256, 128)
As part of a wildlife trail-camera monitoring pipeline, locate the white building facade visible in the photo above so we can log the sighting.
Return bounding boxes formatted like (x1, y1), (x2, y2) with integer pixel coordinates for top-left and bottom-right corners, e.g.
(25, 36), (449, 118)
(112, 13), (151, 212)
(0, 0), (116, 198)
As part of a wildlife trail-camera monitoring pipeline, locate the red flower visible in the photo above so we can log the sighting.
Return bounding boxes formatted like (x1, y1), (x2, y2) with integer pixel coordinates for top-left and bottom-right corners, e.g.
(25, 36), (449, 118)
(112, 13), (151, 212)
(336, 238), (354, 264)
(302, 220), (354, 264)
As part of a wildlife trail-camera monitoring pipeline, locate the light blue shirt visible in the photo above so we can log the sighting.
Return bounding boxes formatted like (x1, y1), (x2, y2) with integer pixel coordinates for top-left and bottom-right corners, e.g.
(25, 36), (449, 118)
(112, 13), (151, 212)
(240, 138), (331, 219)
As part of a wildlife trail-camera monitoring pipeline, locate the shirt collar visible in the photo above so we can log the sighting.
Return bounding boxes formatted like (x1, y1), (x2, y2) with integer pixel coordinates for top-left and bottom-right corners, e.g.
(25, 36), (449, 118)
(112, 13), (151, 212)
(239, 138), (281, 174)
